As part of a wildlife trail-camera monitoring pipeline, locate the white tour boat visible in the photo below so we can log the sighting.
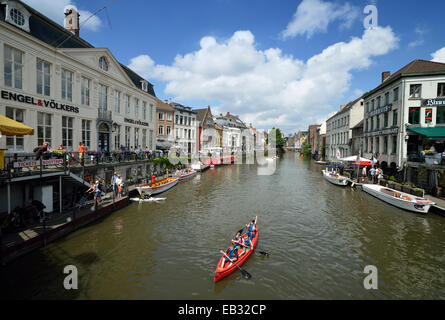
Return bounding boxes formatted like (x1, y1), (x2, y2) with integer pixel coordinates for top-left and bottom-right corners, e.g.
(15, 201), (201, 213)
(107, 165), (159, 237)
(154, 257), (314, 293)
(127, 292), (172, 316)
(174, 169), (198, 180)
(322, 169), (351, 186)
(136, 177), (179, 196)
(362, 184), (435, 214)
(191, 161), (210, 172)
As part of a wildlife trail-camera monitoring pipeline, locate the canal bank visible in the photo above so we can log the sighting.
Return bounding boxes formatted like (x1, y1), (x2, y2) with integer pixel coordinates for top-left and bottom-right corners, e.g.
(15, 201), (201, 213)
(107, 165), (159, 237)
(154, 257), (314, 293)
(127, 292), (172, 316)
(1, 153), (445, 299)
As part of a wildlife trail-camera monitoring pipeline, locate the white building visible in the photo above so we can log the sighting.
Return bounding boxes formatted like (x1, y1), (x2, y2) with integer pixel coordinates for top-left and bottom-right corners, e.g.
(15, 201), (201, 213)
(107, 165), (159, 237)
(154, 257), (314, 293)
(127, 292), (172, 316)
(172, 103), (197, 154)
(326, 97), (364, 161)
(363, 60), (445, 168)
(0, 1), (157, 155)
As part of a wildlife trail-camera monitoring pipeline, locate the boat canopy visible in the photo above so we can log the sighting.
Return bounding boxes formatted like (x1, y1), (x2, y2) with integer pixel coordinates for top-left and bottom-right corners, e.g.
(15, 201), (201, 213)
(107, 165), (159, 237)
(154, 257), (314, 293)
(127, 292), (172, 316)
(326, 164), (344, 168)
(341, 156), (372, 162)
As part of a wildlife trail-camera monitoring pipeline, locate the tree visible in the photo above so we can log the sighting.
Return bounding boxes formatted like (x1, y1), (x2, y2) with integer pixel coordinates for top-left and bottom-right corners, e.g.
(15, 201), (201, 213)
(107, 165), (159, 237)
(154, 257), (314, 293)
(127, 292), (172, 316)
(266, 128), (286, 150)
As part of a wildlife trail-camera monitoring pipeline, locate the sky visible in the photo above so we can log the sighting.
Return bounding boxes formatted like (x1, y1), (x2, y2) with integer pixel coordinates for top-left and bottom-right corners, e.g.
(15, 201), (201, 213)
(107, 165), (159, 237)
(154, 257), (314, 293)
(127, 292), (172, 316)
(22, 0), (445, 135)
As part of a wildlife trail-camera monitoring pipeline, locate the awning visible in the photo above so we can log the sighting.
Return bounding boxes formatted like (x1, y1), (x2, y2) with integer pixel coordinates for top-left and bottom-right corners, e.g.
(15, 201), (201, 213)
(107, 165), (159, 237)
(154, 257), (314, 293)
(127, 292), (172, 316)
(408, 127), (445, 140)
(0, 115), (34, 136)
(341, 156), (372, 162)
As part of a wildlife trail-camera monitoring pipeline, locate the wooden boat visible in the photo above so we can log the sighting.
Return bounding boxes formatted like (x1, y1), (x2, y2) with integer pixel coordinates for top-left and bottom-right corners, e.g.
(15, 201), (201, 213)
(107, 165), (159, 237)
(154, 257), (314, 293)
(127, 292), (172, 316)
(136, 177), (179, 196)
(174, 169), (197, 180)
(322, 170), (351, 186)
(362, 184), (435, 214)
(214, 220), (258, 283)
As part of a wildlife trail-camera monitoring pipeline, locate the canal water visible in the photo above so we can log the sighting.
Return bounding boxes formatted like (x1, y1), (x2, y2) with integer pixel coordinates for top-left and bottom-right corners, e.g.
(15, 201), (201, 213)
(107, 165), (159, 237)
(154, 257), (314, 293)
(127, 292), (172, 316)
(2, 153), (445, 299)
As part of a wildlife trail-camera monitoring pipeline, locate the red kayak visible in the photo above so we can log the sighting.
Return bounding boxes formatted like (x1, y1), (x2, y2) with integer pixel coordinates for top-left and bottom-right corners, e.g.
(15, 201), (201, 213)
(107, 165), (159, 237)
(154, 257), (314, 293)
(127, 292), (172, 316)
(214, 222), (258, 283)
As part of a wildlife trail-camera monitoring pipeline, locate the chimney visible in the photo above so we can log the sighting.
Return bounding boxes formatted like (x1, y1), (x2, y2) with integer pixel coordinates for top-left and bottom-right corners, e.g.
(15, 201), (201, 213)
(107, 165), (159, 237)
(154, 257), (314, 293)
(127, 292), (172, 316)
(226, 112), (230, 118)
(64, 8), (80, 36)
(382, 71), (391, 83)
(340, 104), (347, 110)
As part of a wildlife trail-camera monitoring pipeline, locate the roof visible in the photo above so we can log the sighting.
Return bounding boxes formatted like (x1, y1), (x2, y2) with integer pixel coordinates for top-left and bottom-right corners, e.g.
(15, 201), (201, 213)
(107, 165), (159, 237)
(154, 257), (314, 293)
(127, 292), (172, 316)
(2, 1), (155, 97)
(171, 102), (197, 114)
(155, 99), (174, 112)
(364, 59), (445, 99)
(408, 127), (445, 140)
(327, 96), (363, 122)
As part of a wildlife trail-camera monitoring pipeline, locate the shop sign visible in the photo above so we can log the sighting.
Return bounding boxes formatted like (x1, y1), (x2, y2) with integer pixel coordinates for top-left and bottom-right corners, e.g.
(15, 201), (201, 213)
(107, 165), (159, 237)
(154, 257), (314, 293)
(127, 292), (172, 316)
(13, 159), (64, 168)
(367, 104), (393, 117)
(1, 90), (79, 113)
(364, 127), (399, 137)
(425, 108), (433, 123)
(423, 98), (445, 107)
(124, 117), (149, 127)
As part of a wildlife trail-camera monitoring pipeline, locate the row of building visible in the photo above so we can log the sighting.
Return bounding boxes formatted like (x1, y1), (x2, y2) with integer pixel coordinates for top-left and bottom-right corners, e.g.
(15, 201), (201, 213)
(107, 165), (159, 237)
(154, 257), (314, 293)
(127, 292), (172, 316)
(0, 1), (259, 158)
(289, 58), (445, 171)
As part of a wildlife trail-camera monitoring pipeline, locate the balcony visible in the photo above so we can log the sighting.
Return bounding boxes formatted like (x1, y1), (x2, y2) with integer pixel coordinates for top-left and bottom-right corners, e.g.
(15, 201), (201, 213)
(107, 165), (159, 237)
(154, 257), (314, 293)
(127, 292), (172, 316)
(98, 108), (112, 121)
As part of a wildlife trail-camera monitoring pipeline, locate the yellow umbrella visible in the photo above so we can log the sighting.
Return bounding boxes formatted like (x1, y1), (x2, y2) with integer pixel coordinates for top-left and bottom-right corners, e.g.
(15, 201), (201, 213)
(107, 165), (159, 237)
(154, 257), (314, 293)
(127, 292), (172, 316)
(0, 114), (34, 136)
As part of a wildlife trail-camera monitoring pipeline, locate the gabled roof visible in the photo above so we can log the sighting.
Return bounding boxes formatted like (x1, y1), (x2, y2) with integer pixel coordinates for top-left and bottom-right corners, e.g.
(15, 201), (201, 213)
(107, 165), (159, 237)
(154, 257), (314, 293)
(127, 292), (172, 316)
(2, 0), (155, 97)
(156, 99), (174, 112)
(363, 59), (445, 99)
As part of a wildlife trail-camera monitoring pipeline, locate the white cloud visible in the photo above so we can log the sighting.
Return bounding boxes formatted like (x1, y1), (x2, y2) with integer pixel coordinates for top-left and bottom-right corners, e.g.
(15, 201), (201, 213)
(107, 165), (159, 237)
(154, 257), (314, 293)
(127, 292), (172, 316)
(431, 47), (445, 63)
(281, 0), (360, 39)
(129, 27), (398, 131)
(22, 0), (102, 32)
(408, 39), (424, 48)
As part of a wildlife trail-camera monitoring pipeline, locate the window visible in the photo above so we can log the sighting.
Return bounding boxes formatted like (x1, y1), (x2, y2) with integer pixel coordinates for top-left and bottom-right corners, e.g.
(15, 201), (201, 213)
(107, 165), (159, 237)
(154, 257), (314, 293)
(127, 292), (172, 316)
(134, 128), (139, 148)
(98, 84), (108, 110)
(438, 83), (445, 97)
(149, 104), (154, 121)
(365, 139), (368, 153)
(377, 96), (381, 108)
(191, 118), (195, 127)
(180, 116), (183, 125)
(5, 107), (24, 151)
(114, 124), (121, 150)
(393, 87), (399, 101)
(99, 56), (108, 71)
(36, 58), (50, 96)
(371, 99), (375, 110)
(188, 117), (191, 126)
(10, 8), (25, 26)
(149, 130), (154, 150)
(81, 77), (90, 106)
(384, 113), (388, 128)
(176, 128), (179, 139)
(409, 107), (420, 124)
(370, 117), (374, 131)
(167, 126), (171, 136)
(158, 112), (164, 120)
(61, 69), (73, 101)
(385, 92), (390, 106)
(4, 45), (23, 89)
(158, 125), (164, 135)
(383, 136), (388, 154)
(114, 91), (121, 113)
(142, 102), (147, 120)
(392, 136), (397, 154)
(167, 113), (172, 121)
(365, 102), (369, 113)
(82, 119), (91, 149)
(62, 116), (73, 150)
(125, 95), (130, 115)
(142, 129), (147, 148)
(393, 109), (398, 126)
(410, 84), (422, 98)
(365, 119), (368, 132)
(370, 138), (373, 153)
(125, 126), (131, 147)
(134, 98), (139, 118)
(37, 112), (52, 146)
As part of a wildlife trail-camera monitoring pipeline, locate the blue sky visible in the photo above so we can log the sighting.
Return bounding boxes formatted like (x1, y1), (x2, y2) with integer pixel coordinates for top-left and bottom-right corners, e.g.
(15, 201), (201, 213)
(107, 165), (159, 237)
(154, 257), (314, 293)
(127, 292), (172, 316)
(23, 0), (445, 134)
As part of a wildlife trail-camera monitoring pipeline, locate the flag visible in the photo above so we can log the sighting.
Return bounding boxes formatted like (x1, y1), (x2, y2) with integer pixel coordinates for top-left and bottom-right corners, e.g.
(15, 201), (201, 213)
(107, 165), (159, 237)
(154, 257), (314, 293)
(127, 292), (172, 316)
(336, 149), (341, 160)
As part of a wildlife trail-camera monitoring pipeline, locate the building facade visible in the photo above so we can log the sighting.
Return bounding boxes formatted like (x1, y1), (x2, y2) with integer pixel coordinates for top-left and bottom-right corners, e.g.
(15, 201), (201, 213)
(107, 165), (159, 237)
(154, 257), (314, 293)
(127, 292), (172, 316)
(155, 99), (174, 151)
(326, 97), (364, 161)
(172, 102), (197, 155)
(195, 106), (217, 152)
(0, 1), (157, 155)
(214, 112), (248, 152)
(363, 60), (445, 168)
(308, 124), (320, 158)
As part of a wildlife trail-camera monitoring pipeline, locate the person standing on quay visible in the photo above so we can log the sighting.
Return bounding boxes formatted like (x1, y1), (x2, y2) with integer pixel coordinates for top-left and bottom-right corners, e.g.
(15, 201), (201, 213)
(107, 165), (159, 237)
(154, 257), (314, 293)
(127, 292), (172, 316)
(111, 171), (118, 196)
(78, 142), (86, 165)
(362, 166), (367, 183)
(370, 166), (376, 184)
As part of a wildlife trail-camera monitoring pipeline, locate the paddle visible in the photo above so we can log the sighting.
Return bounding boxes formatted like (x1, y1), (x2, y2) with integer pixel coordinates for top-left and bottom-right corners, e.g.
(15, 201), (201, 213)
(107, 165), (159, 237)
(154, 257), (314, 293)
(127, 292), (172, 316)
(220, 250), (252, 279)
(232, 240), (269, 257)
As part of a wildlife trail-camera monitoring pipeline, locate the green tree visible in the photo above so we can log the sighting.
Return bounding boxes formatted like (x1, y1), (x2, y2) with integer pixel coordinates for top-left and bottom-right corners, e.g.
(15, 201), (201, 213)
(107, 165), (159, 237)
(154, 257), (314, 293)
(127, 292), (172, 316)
(302, 143), (312, 158)
(266, 128), (286, 150)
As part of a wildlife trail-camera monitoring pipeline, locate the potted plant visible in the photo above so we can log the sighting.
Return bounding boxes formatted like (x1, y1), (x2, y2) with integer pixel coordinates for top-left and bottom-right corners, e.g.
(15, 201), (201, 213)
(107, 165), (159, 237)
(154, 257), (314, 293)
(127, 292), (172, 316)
(379, 179), (387, 187)
(412, 188), (424, 197)
(402, 184), (413, 194)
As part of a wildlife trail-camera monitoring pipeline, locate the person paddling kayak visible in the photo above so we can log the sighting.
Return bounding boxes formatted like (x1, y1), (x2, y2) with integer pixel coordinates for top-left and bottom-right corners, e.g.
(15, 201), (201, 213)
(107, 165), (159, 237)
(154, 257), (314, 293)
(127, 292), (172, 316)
(239, 234), (253, 257)
(232, 232), (243, 250)
(245, 217), (257, 238)
(220, 244), (238, 268)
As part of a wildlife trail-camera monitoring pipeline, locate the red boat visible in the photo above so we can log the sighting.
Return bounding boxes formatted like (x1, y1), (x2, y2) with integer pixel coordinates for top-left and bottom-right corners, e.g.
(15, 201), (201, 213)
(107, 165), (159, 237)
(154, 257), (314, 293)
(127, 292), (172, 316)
(214, 222), (258, 283)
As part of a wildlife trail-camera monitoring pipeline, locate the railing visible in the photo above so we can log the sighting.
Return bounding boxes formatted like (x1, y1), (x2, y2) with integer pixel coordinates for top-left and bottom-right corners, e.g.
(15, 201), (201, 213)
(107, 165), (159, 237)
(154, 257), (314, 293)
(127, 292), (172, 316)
(1, 150), (155, 180)
(98, 108), (112, 121)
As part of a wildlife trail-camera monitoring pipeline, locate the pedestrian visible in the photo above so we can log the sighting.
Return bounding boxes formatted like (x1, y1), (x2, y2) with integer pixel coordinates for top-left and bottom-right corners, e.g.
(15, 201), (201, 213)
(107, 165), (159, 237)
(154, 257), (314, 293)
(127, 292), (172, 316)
(362, 166), (367, 182)
(78, 142), (86, 164)
(116, 174), (123, 197)
(377, 167), (383, 183)
(370, 166), (376, 184)
(34, 141), (49, 160)
(111, 171), (118, 196)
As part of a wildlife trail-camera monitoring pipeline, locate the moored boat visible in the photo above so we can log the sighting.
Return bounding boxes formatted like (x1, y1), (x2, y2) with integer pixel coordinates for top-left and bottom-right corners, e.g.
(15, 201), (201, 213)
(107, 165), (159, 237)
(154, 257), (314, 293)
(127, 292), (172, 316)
(174, 169), (197, 180)
(322, 169), (351, 186)
(362, 184), (435, 214)
(136, 177), (179, 196)
(214, 219), (258, 283)
(191, 161), (210, 172)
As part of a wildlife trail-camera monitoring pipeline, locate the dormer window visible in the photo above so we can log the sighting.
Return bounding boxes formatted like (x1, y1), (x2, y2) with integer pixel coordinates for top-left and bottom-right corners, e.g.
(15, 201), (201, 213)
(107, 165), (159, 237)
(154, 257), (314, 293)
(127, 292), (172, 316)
(141, 81), (148, 92)
(99, 56), (108, 71)
(10, 9), (25, 26)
